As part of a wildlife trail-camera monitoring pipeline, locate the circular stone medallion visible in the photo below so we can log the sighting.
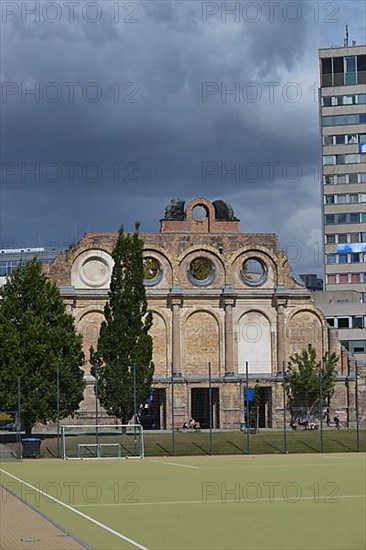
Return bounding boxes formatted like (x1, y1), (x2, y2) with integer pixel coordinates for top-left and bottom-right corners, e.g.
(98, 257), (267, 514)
(80, 257), (110, 287)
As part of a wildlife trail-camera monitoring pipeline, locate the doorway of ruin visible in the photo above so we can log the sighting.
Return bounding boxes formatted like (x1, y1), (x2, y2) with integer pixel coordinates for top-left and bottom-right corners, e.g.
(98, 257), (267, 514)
(191, 388), (220, 429)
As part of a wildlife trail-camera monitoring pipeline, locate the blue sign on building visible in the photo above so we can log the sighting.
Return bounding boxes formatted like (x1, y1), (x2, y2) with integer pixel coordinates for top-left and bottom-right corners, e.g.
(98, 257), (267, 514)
(244, 389), (255, 402)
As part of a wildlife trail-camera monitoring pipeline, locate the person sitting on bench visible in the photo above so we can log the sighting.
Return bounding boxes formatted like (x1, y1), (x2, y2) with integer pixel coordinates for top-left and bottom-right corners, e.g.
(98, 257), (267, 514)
(189, 418), (200, 431)
(307, 415), (316, 430)
(333, 416), (341, 430)
(290, 419), (299, 431)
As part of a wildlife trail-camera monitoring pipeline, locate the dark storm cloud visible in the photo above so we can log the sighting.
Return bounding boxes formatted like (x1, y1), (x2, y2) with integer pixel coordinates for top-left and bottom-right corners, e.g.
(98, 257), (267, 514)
(1, 0), (365, 274)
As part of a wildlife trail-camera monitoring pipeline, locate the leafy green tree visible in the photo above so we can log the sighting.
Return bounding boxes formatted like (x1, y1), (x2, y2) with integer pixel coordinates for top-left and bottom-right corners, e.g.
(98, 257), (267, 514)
(285, 344), (338, 417)
(0, 259), (85, 435)
(91, 224), (154, 423)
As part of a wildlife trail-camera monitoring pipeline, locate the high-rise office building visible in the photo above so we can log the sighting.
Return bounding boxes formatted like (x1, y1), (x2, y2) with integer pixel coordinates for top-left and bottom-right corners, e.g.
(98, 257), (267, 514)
(0, 246), (62, 286)
(319, 38), (366, 359)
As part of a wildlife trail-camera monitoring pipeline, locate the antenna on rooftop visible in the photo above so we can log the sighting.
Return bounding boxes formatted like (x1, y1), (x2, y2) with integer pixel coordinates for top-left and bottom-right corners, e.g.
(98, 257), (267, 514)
(72, 224), (78, 243)
(344, 25), (349, 47)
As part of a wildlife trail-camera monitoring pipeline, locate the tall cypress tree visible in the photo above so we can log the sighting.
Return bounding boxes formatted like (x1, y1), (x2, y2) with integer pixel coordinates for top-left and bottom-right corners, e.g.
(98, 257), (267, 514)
(0, 259), (85, 435)
(92, 224), (154, 423)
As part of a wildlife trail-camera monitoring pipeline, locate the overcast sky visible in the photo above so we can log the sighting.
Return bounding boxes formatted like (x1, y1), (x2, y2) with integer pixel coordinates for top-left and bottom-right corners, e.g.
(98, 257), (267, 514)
(1, 0), (365, 276)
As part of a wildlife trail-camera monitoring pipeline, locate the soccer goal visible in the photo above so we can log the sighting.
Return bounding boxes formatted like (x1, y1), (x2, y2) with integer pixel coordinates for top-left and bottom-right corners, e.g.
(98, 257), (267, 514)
(61, 424), (144, 459)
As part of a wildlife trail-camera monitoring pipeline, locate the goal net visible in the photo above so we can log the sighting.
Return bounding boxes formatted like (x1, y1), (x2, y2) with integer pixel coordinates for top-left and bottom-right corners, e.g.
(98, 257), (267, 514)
(61, 424), (144, 459)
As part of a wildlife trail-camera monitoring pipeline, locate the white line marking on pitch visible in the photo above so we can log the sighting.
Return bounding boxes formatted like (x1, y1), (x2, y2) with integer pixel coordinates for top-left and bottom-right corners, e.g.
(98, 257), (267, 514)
(148, 460), (199, 470)
(320, 455), (344, 460)
(75, 494), (366, 508)
(0, 468), (148, 550)
(200, 462), (357, 470)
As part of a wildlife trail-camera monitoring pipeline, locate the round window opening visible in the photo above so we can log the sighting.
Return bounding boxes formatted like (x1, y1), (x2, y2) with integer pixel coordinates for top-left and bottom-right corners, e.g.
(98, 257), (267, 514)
(241, 258), (267, 286)
(143, 257), (162, 284)
(192, 204), (208, 222)
(189, 257), (215, 285)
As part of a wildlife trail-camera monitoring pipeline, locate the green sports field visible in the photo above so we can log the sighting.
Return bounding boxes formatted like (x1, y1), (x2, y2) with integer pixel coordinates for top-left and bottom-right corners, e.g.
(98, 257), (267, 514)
(1, 453), (365, 550)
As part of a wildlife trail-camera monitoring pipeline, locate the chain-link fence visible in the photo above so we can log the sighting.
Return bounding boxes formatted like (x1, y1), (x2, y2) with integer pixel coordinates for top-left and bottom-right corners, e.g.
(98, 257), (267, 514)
(140, 360), (365, 457)
(2, 361), (364, 459)
(0, 410), (22, 460)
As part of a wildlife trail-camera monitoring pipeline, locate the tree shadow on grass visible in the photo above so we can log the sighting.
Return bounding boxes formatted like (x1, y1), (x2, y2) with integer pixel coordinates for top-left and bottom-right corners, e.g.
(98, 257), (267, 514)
(227, 440), (244, 453)
(191, 442), (209, 455)
(155, 443), (172, 456)
(45, 446), (56, 458)
(330, 438), (355, 452)
(298, 440), (319, 453)
(263, 440), (283, 453)
(121, 444), (135, 456)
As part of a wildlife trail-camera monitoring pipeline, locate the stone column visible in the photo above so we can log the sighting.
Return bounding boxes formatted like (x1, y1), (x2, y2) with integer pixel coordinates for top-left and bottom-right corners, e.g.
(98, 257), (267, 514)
(276, 303), (286, 372)
(172, 301), (182, 375)
(224, 302), (234, 374)
(328, 328), (340, 357)
(273, 298), (287, 428)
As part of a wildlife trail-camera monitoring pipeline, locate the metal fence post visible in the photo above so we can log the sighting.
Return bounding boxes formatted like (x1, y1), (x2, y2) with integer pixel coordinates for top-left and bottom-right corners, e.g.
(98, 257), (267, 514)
(95, 361), (99, 449)
(133, 363), (137, 421)
(282, 362), (287, 454)
(208, 362), (212, 455)
(319, 364), (323, 454)
(56, 364), (60, 459)
(17, 377), (21, 459)
(133, 363), (138, 455)
(245, 361), (250, 454)
(355, 361), (360, 452)
(171, 362), (175, 456)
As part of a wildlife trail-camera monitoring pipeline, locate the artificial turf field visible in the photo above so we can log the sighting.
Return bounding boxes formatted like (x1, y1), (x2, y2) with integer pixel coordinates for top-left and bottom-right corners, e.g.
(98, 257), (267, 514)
(1, 453), (365, 550)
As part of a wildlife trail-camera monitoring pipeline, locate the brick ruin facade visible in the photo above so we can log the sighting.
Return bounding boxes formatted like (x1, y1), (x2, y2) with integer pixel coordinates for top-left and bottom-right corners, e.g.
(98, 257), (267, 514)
(47, 198), (365, 429)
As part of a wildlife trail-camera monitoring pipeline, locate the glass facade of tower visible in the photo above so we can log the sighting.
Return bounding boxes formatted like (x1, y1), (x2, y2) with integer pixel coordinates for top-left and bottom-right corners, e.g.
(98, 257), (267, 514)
(320, 44), (366, 293)
(319, 44), (366, 359)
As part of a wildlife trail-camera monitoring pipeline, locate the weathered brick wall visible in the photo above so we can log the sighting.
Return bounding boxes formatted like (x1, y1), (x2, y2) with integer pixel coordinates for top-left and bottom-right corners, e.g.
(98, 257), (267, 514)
(48, 231), (297, 290)
(220, 383), (243, 428)
(184, 311), (220, 376)
(44, 198), (361, 431)
(150, 312), (168, 377)
(286, 310), (323, 359)
(77, 310), (104, 374)
(358, 364), (366, 424)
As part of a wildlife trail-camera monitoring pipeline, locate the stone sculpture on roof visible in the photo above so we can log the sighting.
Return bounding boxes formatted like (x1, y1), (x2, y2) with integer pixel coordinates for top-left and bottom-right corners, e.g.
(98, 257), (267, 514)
(164, 199), (185, 220)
